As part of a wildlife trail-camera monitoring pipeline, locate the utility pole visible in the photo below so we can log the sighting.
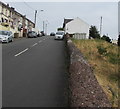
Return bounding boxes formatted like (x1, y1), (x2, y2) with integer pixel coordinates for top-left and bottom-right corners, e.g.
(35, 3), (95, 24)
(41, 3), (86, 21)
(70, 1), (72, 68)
(43, 21), (44, 33)
(34, 10), (37, 28)
(100, 16), (102, 37)
(45, 20), (49, 35)
(45, 23), (47, 35)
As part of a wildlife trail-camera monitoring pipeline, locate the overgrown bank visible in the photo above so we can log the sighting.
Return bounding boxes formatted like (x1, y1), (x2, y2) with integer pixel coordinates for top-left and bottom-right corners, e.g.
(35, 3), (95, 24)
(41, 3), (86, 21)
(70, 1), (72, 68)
(72, 39), (119, 107)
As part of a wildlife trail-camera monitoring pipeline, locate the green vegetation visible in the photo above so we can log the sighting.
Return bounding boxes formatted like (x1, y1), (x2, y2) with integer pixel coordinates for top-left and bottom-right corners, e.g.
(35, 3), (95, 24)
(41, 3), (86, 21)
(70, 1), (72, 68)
(57, 27), (64, 31)
(89, 25), (112, 43)
(72, 39), (119, 107)
(101, 35), (111, 43)
(97, 45), (107, 55)
(118, 34), (120, 46)
(89, 25), (100, 39)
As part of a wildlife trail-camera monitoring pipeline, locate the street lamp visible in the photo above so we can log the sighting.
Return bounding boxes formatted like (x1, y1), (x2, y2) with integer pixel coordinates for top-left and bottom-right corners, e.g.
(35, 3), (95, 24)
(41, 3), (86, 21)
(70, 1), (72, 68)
(34, 10), (37, 27)
(34, 9), (44, 28)
(44, 20), (49, 35)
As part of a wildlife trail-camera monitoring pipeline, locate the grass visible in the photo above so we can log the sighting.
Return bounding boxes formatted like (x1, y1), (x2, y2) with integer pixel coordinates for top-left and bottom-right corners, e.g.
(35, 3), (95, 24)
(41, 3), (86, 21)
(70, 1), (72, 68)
(72, 38), (119, 107)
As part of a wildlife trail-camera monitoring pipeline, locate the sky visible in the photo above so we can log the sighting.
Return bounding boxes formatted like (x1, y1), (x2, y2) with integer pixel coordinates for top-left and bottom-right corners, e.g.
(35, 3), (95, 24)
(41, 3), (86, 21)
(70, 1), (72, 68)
(3, 1), (118, 40)
(118, 2), (120, 34)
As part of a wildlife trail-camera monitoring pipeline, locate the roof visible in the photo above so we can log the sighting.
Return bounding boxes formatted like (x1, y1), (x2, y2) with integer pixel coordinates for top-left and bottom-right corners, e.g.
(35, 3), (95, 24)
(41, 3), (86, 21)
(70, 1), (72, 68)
(63, 17), (89, 28)
(63, 18), (73, 28)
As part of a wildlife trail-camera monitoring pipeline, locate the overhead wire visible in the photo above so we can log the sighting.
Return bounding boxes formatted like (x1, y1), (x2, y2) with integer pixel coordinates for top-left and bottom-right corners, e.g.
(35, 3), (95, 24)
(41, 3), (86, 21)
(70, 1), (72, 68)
(23, 1), (35, 11)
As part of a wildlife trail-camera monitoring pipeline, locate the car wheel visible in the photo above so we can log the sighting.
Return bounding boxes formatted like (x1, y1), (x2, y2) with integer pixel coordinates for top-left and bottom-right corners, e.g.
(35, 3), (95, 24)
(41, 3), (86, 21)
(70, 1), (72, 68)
(11, 38), (13, 42)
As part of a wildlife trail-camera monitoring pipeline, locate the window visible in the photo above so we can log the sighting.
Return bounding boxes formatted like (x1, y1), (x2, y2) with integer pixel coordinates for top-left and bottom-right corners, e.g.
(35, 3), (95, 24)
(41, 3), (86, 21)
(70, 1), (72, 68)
(2, 7), (3, 14)
(1, 18), (4, 22)
(10, 11), (12, 17)
(6, 9), (7, 16)
(8, 32), (12, 36)
(0, 31), (8, 35)
(4, 19), (8, 23)
(56, 32), (64, 35)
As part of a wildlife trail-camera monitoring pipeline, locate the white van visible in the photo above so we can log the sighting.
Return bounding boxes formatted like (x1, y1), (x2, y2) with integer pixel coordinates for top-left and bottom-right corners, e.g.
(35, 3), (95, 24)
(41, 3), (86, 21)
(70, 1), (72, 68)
(55, 31), (64, 40)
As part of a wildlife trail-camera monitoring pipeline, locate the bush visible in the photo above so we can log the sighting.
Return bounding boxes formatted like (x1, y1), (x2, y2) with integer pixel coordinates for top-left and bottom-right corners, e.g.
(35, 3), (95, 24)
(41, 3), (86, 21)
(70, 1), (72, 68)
(101, 35), (111, 43)
(57, 27), (64, 31)
(97, 46), (107, 55)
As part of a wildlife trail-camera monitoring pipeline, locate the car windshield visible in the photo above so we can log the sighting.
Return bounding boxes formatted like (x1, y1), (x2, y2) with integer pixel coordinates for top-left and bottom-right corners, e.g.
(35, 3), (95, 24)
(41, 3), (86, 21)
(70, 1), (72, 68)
(56, 32), (64, 35)
(0, 31), (8, 35)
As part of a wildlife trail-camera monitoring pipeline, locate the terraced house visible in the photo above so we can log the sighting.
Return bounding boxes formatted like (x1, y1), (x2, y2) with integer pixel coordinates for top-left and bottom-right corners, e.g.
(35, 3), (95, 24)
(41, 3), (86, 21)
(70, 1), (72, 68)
(0, 1), (35, 37)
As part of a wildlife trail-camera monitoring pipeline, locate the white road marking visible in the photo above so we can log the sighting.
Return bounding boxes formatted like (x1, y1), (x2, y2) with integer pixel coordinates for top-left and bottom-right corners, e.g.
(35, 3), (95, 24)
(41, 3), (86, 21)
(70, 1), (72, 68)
(15, 48), (28, 57)
(38, 40), (42, 43)
(32, 43), (38, 47)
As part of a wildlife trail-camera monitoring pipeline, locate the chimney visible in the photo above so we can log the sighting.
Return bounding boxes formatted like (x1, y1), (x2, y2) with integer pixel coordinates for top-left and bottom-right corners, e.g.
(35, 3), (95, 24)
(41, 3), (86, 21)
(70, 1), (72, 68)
(11, 7), (15, 10)
(7, 4), (9, 7)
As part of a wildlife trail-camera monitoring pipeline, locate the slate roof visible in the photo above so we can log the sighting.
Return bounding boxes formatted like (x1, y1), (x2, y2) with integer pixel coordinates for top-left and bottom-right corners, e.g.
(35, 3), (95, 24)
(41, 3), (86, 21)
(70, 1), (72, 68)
(63, 18), (73, 28)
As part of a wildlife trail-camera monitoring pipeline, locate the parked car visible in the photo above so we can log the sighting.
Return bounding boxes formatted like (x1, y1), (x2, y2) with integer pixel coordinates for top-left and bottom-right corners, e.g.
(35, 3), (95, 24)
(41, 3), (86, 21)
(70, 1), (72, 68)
(0, 30), (14, 43)
(27, 31), (38, 38)
(37, 32), (42, 37)
(55, 31), (64, 40)
(50, 32), (55, 36)
(40, 31), (45, 36)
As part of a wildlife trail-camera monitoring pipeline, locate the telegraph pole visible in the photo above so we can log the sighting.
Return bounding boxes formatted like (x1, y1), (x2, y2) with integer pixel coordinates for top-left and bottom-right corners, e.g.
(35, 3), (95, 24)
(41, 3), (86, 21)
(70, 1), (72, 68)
(45, 23), (47, 35)
(45, 20), (49, 35)
(34, 10), (37, 28)
(100, 16), (102, 37)
(43, 21), (45, 33)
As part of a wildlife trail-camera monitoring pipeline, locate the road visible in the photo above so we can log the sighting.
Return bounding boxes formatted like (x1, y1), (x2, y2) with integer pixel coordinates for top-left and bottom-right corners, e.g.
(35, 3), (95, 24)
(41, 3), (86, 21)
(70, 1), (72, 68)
(2, 36), (69, 107)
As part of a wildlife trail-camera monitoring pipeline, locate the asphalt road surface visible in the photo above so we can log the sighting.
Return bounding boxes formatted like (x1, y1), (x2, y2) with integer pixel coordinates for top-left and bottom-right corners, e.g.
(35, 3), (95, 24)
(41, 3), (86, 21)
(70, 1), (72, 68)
(2, 36), (68, 107)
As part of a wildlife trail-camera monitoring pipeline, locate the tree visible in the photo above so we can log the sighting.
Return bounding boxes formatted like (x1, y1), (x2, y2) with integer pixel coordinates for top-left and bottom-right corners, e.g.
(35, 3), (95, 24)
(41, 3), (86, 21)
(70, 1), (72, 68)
(101, 35), (111, 43)
(118, 33), (120, 46)
(89, 25), (100, 39)
(57, 27), (64, 31)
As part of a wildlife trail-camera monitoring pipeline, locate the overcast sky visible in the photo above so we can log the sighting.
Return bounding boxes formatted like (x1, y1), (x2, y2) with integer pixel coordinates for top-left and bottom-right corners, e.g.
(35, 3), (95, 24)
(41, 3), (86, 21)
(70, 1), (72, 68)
(6, 2), (118, 39)
(118, 2), (120, 34)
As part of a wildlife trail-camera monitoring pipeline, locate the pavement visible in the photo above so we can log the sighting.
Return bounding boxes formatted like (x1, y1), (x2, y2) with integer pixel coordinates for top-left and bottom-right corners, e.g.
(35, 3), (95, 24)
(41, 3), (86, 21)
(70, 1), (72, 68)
(2, 36), (69, 107)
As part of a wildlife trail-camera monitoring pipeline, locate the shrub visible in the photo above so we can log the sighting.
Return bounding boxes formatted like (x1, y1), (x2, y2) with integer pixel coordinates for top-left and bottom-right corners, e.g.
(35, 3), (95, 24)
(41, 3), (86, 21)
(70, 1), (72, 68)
(97, 46), (107, 55)
(101, 35), (111, 43)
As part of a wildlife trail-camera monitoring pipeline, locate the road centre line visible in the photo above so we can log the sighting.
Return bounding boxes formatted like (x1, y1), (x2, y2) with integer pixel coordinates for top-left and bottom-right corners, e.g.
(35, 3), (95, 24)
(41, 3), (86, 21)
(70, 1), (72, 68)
(38, 40), (42, 43)
(14, 48), (28, 57)
(32, 43), (38, 47)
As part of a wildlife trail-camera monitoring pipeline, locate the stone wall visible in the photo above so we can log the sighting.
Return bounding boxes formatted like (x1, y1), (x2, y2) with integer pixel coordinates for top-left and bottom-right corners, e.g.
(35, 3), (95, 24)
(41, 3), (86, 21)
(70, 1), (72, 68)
(67, 39), (111, 107)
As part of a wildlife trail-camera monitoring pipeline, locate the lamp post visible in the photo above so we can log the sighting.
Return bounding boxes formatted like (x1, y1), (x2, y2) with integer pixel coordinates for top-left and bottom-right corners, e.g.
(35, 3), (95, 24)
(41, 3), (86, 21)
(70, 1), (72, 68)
(100, 16), (102, 37)
(44, 20), (49, 35)
(34, 10), (37, 28)
(34, 10), (44, 28)
(43, 21), (45, 33)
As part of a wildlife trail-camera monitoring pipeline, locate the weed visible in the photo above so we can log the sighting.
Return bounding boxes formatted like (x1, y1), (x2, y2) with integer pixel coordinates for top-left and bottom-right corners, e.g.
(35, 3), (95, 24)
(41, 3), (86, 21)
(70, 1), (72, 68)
(109, 73), (119, 83)
(97, 45), (107, 55)
(106, 52), (120, 64)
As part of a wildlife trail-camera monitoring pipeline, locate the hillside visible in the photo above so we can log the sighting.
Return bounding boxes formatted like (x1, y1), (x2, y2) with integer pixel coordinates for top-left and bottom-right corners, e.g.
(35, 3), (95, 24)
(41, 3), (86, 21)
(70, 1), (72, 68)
(72, 39), (119, 107)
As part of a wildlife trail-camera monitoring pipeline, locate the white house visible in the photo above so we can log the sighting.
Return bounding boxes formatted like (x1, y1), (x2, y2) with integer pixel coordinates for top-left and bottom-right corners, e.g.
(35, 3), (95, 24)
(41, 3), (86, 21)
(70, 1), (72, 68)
(63, 17), (89, 39)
